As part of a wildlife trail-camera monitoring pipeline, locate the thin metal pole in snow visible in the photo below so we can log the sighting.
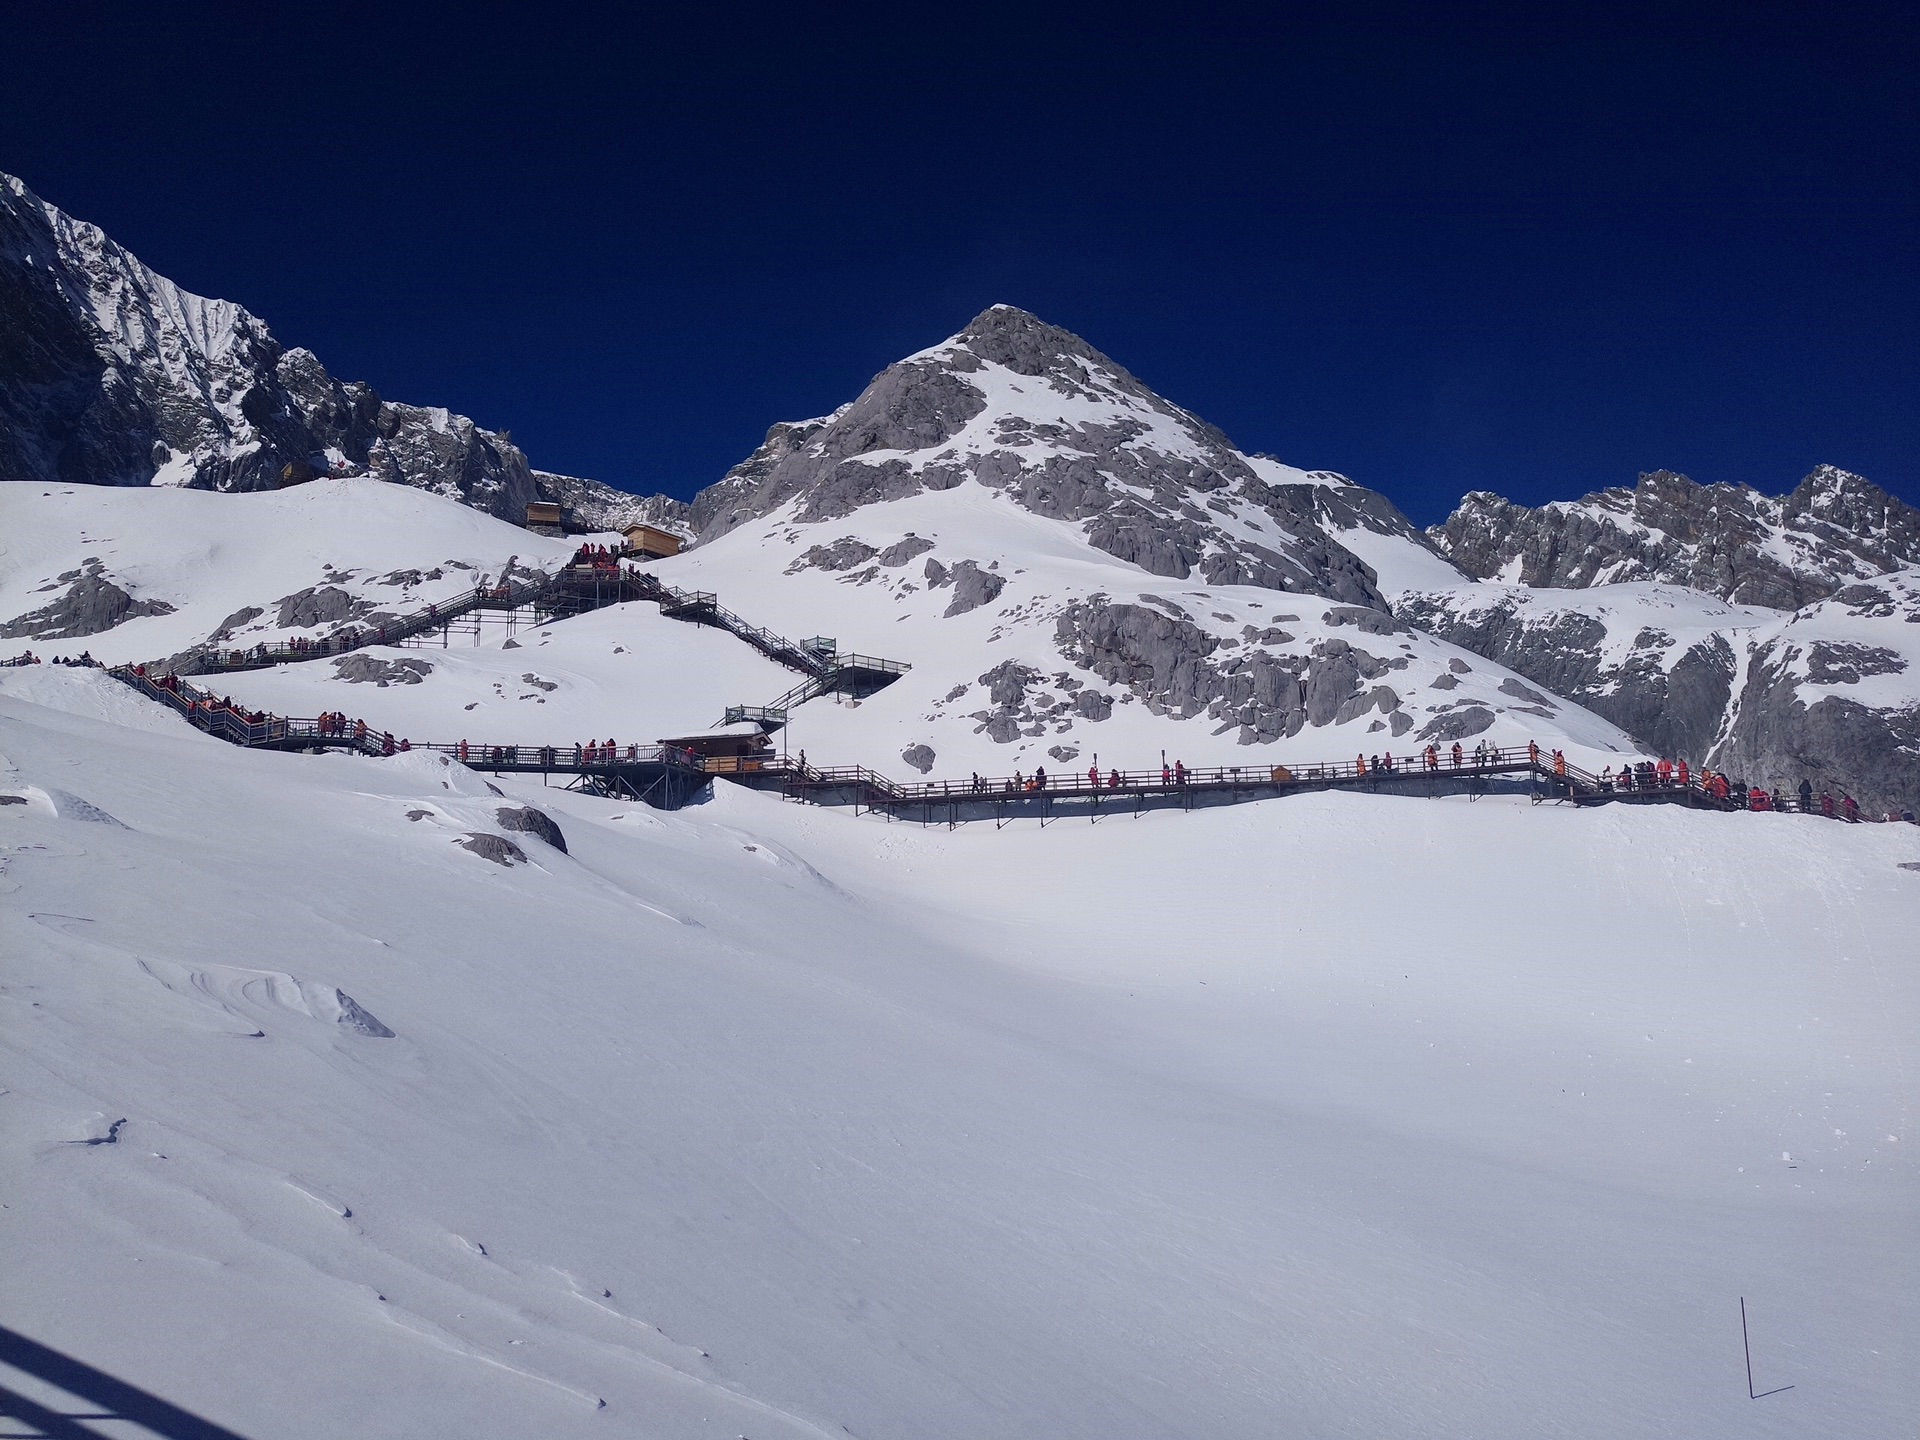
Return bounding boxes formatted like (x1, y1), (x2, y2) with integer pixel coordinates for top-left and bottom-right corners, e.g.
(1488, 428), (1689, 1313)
(1741, 1297), (1793, 1399)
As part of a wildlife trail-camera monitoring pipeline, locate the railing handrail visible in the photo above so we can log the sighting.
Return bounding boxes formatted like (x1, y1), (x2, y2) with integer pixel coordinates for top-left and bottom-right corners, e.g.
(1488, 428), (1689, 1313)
(97, 665), (1891, 819)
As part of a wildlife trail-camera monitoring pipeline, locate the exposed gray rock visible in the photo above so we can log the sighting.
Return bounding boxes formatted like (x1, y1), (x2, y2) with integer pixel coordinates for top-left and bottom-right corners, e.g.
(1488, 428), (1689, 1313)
(1431, 466), (1920, 608)
(1497, 677), (1554, 707)
(1324, 605), (1405, 636)
(533, 470), (689, 535)
(457, 833), (528, 867)
(789, 537), (879, 574)
(0, 170), (665, 523)
(0, 559), (174, 639)
(1073, 689), (1114, 721)
(494, 805), (567, 853)
(334, 990), (394, 1038)
(331, 654), (432, 686)
(1804, 643), (1906, 686)
(878, 536), (935, 566)
(688, 305), (1396, 608)
(210, 604), (263, 640)
(1706, 575), (1920, 814)
(940, 561), (1007, 618)
(1397, 591), (1736, 762)
(276, 585), (368, 630)
(1417, 706), (1497, 740)
(900, 743), (935, 773)
(1712, 651), (1920, 816)
(970, 659), (1048, 743)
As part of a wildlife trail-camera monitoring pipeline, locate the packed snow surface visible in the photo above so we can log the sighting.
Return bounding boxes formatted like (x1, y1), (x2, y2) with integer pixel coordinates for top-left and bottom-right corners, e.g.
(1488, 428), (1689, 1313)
(3, 667), (1915, 1438)
(0, 479), (578, 663)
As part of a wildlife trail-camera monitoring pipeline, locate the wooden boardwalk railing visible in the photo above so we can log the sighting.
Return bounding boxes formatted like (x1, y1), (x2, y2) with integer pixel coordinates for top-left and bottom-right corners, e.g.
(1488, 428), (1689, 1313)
(95, 664), (1902, 826)
(168, 560), (913, 728)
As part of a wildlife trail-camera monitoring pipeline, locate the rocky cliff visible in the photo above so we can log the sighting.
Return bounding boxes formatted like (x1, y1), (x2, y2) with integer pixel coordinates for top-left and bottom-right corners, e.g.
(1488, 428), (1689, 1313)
(688, 305), (1455, 608)
(1398, 573), (1920, 813)
(1430, 466), (1920, 609)
(0, 171), (667, 527)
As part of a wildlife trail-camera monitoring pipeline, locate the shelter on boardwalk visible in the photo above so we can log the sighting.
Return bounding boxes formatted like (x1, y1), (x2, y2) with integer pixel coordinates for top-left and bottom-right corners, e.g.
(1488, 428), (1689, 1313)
(622, 523), (684, 559)
(658, 723), (776, 774)
(525, 500), (567, 535)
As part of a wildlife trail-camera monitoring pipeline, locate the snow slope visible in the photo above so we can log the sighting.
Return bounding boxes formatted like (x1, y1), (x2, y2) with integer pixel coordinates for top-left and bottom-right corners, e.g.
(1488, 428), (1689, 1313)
(5, 477), (1648, 776)
(0, 478), (580, 664)
(3, 668), (1915, 1438)
(205, 602), (803, 748)
(652, 483), (1645, 775)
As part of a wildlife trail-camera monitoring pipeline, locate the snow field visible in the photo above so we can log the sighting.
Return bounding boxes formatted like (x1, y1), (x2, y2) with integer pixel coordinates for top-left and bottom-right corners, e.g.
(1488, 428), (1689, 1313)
(3, 667), (1915, 1438)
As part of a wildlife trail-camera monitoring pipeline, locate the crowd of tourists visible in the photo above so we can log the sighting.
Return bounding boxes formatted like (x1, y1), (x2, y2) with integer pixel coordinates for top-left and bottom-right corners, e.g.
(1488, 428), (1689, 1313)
(569, 544), (624, 573)
(2, 650), (100, 667)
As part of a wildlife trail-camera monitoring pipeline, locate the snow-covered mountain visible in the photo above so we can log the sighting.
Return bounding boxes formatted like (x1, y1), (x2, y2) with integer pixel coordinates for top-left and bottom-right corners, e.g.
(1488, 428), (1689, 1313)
(690, 305), (1456, 604)
(1404, 471), (1920, 813)
(0, 474), (1642, 778)
(5, 238), (1918, 1438)
(1398, 575), (1920, 815)
(1431, 466), (1920, 608)
(0, 171), (667, 526)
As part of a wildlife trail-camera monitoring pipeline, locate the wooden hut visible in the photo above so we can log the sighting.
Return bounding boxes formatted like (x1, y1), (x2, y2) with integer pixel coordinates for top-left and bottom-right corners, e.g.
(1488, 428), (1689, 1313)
(525, 500), (566, 536)
(658, 725), (775, 774)
(622, 523), (684, 559)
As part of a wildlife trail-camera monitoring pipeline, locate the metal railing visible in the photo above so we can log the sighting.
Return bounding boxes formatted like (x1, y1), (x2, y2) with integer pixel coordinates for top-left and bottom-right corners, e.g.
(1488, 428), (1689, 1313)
(107, 666), (705, 777)
(187, 573), (558, 673)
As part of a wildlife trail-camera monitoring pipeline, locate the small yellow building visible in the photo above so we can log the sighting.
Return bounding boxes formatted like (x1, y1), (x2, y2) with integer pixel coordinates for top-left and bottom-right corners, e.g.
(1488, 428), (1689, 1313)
(622, 523), (684, 559)
(525, 501), (566, 535)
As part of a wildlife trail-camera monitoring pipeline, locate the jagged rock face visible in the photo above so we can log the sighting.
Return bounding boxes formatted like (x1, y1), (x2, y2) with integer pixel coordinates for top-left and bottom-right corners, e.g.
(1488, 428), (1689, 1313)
(534, 471), (692, 535)
(1398, 573), (1920, 812)
(0, 171), (665, 526)
(1710, 573), (1920, 815)
(0, 558), (176, 639)
(1053, 598), (1426, 745)
(1432, 467), (1920, 608)
(689, 305), (1402, 607)
(1395, 586), (1745, 761)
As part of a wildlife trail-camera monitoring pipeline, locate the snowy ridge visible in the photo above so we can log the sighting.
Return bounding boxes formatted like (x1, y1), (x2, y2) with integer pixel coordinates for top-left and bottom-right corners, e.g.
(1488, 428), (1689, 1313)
(0, 479), (579, 665)
(1398, 570), (1920, 811)
(1433, 466), (1920, 609)
(686, 305), (1444, 609)
(0, 170), (671, 526)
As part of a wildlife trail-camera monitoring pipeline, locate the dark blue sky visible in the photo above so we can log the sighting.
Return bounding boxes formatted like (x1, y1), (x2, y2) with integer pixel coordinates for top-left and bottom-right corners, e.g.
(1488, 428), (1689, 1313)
(5, 3), (1914, 523)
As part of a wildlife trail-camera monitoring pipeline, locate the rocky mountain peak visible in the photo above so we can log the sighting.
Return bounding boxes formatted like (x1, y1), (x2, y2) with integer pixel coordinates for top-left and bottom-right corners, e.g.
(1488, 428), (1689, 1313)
(1433, 464), (1920, 608)
(687, 307), (1442, 608)
(952, 303), (1121, 377)
(0, 170), (670, 529)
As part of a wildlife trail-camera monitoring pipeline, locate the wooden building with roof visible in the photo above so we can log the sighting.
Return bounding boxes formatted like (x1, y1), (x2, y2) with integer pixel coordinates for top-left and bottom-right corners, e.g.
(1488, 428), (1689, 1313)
(622, 523), (684, 559)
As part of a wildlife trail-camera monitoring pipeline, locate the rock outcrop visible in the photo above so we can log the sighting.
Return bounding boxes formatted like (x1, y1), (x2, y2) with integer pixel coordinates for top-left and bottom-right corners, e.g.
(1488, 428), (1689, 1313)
(0, 558), (175, 639)
(0, 170), (672, 526)
(686, 306), (1396, 607)
(1431, 467), (1920, 608)
(1710, 573), (1920, 815)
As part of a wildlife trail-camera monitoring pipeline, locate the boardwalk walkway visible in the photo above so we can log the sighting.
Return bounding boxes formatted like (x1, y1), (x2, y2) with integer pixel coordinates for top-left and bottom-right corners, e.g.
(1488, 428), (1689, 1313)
(102, 663), (1835, 823)
(178, 559), (911, 707)
(40, 556), (1888, 825)
(111, 667), (709, 808)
